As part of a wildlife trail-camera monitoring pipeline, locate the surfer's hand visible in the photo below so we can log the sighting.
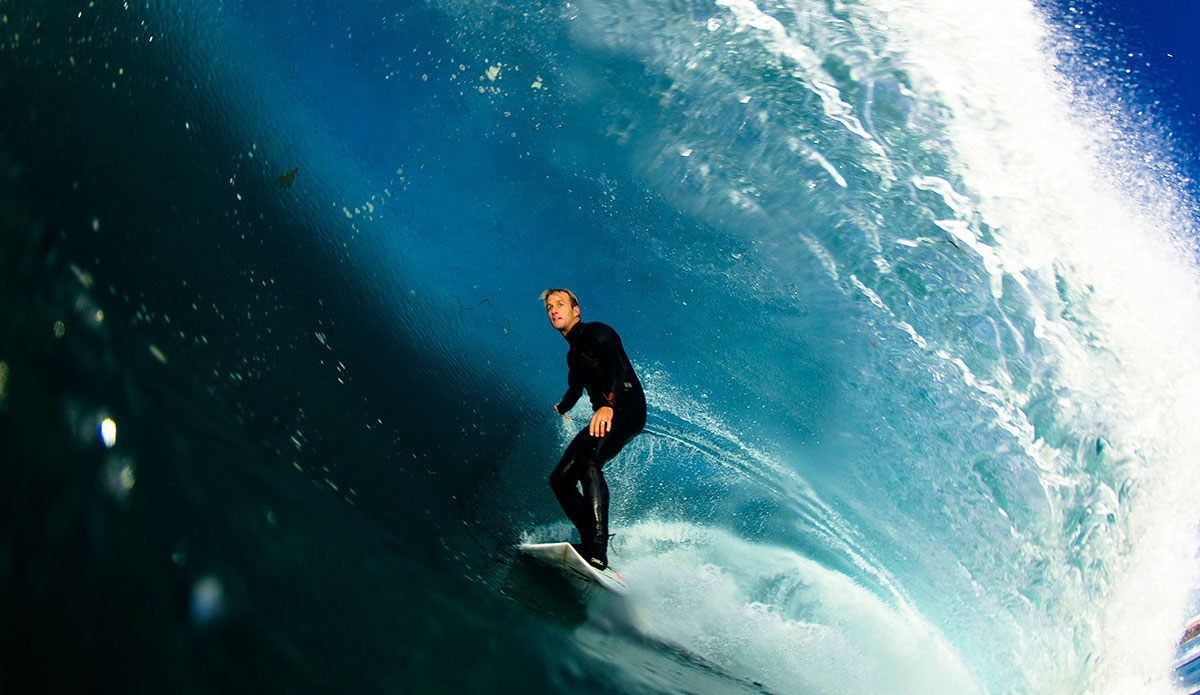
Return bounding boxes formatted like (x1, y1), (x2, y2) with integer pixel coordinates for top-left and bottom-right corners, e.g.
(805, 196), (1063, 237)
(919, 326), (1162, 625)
(589, 407), (613, 437)
(554, 404), (569, 419)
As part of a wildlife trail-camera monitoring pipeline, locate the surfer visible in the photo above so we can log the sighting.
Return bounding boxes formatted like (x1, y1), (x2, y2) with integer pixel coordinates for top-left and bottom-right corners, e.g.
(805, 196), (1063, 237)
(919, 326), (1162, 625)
(543, 288), (645, 571)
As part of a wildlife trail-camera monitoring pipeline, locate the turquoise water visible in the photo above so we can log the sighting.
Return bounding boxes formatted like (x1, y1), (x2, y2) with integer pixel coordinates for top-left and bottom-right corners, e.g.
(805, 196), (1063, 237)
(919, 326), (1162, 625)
(4, 0), (1200, 693)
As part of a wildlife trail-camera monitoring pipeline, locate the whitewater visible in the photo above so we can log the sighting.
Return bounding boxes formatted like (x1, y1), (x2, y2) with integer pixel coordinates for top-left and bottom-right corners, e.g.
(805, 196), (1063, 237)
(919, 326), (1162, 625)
(4, 0), (1200, 693)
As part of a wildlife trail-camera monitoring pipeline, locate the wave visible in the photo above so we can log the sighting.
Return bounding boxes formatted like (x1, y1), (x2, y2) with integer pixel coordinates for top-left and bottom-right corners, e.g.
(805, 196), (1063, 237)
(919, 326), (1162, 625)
(5, 0), (1200, 692)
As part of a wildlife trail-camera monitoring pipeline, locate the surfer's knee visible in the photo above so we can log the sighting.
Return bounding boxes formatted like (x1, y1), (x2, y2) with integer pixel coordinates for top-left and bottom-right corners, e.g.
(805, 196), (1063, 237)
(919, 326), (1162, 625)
(548, 465), (571, 493)
(580, 464), (606, 491)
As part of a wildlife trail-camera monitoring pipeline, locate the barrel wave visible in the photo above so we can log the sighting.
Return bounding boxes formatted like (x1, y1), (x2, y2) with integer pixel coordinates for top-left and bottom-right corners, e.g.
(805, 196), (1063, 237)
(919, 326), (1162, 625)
(4, 0), (1200, 693)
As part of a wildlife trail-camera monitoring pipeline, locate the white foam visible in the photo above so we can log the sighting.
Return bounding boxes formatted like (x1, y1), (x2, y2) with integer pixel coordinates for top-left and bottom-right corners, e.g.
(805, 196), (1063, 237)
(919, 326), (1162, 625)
(862, 0), (1200, 690)
(618, 521), (979, 695)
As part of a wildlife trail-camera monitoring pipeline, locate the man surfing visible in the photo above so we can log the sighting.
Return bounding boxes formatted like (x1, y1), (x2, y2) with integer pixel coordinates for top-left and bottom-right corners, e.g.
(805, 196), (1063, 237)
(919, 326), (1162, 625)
(543, 288), (646, 571)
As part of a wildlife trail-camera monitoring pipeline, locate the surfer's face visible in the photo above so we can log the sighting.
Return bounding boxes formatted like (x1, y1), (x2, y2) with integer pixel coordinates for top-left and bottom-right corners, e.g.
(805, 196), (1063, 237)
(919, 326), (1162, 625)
(545, 292), (579, 333)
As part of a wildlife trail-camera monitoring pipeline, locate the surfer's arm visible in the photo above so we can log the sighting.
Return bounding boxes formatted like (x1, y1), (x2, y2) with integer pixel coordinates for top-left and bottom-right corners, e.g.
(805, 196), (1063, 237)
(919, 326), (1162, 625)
(555, 378), (583, 415)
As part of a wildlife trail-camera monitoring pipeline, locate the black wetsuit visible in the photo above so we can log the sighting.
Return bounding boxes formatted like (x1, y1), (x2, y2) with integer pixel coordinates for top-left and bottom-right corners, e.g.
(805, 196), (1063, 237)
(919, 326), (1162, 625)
(550, 321), (646, 568)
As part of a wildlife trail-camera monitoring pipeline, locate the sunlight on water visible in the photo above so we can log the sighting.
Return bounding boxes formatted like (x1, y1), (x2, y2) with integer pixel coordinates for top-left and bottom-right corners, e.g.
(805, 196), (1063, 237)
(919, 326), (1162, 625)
(865, 0), (1200, 690)
(29, 0), (1197, 691)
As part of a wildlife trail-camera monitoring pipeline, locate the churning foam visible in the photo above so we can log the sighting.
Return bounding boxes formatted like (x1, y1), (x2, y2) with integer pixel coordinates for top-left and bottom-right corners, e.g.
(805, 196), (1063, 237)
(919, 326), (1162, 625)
(618, 520), (979, 695)
(858, 0), (1200, 690)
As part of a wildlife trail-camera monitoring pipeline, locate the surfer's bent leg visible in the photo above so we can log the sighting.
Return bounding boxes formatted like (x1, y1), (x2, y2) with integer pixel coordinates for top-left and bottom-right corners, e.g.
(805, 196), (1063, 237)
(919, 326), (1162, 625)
(549, 431), (596, 536)
(549, 396), (646, 568)
(549, 430), (612, 566)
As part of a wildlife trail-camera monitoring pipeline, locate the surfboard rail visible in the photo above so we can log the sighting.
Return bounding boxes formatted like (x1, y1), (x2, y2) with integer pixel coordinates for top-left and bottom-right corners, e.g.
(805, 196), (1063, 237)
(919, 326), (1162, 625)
(518, 542), (629, 594)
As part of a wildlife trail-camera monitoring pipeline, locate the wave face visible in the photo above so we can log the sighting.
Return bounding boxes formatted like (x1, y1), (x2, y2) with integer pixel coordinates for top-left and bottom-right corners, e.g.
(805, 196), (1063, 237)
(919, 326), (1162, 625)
(4, 0), (1200, 693)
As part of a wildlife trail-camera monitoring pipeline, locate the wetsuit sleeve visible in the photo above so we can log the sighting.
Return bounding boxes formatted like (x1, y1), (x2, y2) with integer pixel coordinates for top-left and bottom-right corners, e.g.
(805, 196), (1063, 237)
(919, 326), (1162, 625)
(556, 370), (584, 414)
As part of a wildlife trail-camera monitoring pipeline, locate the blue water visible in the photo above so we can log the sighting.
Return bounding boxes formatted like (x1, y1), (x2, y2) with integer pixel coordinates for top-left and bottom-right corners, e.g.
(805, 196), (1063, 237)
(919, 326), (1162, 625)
(4, 0), (1200, 693)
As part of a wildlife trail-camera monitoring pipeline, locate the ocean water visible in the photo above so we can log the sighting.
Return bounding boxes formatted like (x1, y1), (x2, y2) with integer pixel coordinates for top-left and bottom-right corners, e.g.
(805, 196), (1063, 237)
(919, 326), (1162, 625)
(4, 0), (1200, 693)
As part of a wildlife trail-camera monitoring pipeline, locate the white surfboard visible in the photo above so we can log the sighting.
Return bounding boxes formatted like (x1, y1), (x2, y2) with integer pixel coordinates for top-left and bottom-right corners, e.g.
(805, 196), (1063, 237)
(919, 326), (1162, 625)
(519, 542), (629, 595)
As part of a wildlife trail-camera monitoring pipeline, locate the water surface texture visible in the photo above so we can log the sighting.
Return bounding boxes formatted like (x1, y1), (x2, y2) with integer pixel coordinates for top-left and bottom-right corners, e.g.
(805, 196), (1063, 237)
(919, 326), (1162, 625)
(4, 1), (1200, 693)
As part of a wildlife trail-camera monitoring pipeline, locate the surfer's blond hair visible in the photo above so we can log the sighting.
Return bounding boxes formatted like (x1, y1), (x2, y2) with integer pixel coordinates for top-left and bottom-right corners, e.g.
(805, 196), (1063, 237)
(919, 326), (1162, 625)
(540, 288), (578, 308)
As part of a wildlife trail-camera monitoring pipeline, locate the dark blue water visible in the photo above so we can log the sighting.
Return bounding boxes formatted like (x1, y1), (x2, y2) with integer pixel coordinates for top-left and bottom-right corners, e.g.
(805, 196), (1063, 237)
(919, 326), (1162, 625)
(5, 1), (1200, 693)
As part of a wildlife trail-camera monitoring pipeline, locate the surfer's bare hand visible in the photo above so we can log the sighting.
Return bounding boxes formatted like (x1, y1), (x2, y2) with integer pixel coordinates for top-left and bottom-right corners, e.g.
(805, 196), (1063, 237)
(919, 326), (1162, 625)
(589, 407), (614, 437)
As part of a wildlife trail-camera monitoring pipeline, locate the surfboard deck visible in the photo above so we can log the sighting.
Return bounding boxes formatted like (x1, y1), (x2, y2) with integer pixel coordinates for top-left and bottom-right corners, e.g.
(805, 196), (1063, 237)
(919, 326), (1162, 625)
(518, 542), (629, 595)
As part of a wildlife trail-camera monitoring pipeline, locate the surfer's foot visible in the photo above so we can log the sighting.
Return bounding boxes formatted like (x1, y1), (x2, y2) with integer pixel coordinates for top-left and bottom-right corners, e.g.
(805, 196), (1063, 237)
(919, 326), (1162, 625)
(570, 543), (605, 569)
(574, 538), (609, 571)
